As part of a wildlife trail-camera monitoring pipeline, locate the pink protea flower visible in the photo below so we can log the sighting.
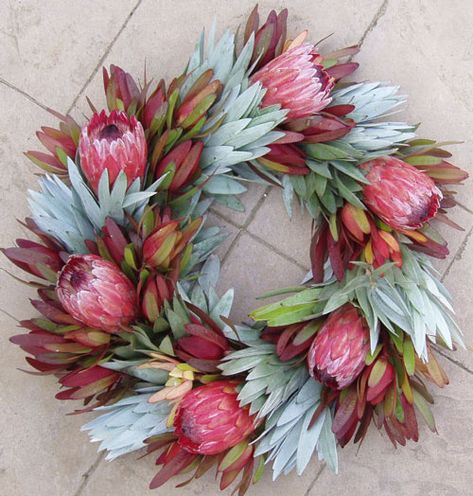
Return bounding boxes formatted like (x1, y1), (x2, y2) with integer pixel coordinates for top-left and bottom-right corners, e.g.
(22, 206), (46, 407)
(250, 44), (334, 119)
(174, 381), (255, 455)
(307, 304), (370, 390)
(56, 254), (137, 332)
(79, 110), (147, 193)
(360, 156), (442, 230)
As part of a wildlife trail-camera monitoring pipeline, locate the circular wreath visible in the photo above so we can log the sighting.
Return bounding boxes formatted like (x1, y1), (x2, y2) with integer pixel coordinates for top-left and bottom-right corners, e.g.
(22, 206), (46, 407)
(4, 5), (468, 494)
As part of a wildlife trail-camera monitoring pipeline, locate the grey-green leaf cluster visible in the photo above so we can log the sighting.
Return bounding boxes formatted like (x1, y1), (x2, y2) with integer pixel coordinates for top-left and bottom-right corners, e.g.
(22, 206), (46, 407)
(29, 159), (165, 252)
(254, 378), (338, 479)
(332, 82), (416, 155)
(184, 24), (285, 210)
(220, 341), (309, 419)
(251, 250), (463, 361)
(278, 82), (420, 219)
(332, 82), (407, 123)
(288, 155), (369, 218)
(81, 387), (171, 461)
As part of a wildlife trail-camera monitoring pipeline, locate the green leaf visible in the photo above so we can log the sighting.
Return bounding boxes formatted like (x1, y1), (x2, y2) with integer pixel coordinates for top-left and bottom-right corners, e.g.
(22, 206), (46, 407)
(413, 389), (436, 432)
(365, 344), (382, 365)
(334, 172), (365, 209)
(219, 441), (248, 471)
(253, 456), (265, 483)
(124, 244), (138, 270)
(319, 188), (337, 213)
(403, 338), (416, 376)
(306, 160), (333, 179)
(404, 155), (442, 166)
(159, 335), (174, 355)
(368, 359), (387, 387)
(166, 89), (179, 129)
(305, 143), (350, 161)
(203, 175), (247, 195)
(330, 160), (370, 184)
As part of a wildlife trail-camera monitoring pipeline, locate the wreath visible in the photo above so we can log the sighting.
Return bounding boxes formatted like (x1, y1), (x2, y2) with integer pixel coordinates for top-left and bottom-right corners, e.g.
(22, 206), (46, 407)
(4, 5), (468, 495)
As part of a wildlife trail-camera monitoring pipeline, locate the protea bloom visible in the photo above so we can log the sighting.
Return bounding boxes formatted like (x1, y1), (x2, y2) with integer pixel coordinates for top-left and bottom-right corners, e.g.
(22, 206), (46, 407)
(56, 254), (137, 332)
(250, 44), (334, 120)
(79, 110), (147, 193)
(360, 156), (442, 230)
(174, 381), (255, 455)
(307, 304), (369, 389)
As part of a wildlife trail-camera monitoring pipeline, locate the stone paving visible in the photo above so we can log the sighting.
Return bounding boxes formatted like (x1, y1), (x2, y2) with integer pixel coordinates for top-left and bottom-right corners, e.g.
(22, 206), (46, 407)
(1, 1), (472, 495)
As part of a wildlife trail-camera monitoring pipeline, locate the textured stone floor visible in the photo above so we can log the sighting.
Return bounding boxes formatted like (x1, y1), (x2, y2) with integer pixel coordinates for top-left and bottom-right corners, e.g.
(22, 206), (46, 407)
(1, 1), (472, 495)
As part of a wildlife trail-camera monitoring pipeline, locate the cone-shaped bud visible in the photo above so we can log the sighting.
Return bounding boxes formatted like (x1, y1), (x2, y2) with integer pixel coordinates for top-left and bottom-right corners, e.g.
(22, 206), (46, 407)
(286, 113), (355, 143)
(366, 357), (395, 403)
(56, 365), (121, 401)
(25, 113), (80, 174)
(307, 304), (369, 389)
(176, 322), (230, 366)
(250, 44), (334, 120)
(79, 110), (147, 193)
(141, 274), (174, 322)
(340, 203), (371, 242)
(56, 254), (137, 332)
(103, 65), (141, 113)
(175, 80), (222, 130)
(174, 381), (255, 455)
(99, 217), (129, 265)
(360, 156), (442, 230)
(142, 217), (202, 271)
(244, 6), (288, 70)
(142, 81), (167, 131)
(262, 320), (319, 361)
(258, 143), (309, 175)
(2, 239), (63, 281)
(155, 140), (203, 192)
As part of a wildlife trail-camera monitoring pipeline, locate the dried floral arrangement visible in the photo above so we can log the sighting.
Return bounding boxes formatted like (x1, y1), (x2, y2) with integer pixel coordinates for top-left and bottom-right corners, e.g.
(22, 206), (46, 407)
(4, 5), (468, 494)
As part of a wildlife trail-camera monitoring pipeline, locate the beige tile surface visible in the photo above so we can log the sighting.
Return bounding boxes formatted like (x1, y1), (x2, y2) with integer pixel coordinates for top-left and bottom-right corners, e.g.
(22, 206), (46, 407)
(0, 0), (137, 111)
(353, 0), (473, 210)
(247, 187), (313, 268)
(211, 183), (269, 227)
(309, 359), (473, 496)
(217, 232), (307, 323)
(1, 1), (472, 495)
(81, 447), (322, 496)
(439, 226), (473, 370)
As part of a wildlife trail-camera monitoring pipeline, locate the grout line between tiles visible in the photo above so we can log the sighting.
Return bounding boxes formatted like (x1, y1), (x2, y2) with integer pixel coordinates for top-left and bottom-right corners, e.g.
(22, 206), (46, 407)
(457, 201), (473, 215)
(0, 76), (50, 112)
(350, 0), (389, 59)
(66, 0), (144, 115)
(220, 185), (272, 264)
(246, 231), (309, 272)
(441, 224), (473, 281)
(304, 465), (326, 496)
(436, 348), (473, 376)
(0, 306), (19, 323)
(215, 186), (310, 271)
(437, 224), (473, 375)
(73, 452), (106, 496)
